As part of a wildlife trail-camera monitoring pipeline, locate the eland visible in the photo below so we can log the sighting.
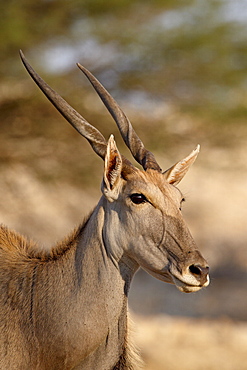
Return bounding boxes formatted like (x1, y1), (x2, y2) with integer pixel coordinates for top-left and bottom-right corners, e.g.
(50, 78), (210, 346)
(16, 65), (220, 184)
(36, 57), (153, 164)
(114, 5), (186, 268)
(0, 51), (209, 369)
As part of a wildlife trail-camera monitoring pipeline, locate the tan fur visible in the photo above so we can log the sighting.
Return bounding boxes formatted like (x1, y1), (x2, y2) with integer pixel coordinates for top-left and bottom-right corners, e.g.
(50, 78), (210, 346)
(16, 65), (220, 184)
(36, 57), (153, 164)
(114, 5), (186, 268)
(0, 215), (141, 369)
(0, 219), (86, 263)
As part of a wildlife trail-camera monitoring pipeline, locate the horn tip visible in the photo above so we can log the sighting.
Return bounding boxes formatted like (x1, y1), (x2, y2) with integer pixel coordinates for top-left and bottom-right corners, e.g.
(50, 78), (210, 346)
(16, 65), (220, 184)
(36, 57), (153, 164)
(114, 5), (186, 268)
(77, 63), (84, 71)
(19, 49), (24, 59)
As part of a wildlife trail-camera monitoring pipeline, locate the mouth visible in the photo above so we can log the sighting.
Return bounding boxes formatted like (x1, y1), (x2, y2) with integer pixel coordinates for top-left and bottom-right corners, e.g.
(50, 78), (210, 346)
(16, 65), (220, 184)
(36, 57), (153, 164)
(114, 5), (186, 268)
(172, 274), (210, 293)
(141, 264), (210, 293)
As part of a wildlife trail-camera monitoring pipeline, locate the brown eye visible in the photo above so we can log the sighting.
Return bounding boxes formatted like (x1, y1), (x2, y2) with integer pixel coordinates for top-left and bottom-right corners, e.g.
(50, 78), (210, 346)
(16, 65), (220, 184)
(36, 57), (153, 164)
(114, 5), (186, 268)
(130, 193), (147, 205)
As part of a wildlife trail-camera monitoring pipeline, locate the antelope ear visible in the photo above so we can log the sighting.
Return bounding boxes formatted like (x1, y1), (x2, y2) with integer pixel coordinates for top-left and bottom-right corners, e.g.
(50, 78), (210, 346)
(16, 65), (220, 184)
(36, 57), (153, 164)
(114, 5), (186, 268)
(163, 145), (200, 185)
(102, 135), (123, 201)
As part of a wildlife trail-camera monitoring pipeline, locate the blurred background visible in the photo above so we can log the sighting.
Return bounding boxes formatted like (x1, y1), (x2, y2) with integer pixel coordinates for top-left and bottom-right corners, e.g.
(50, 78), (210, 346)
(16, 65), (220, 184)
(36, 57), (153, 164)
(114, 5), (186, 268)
(1, 0), (247, 369)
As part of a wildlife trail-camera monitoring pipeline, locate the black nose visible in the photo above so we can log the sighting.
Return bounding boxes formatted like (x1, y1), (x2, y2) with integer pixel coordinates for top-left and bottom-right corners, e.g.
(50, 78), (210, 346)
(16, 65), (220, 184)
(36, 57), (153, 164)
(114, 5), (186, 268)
(189, 264), (209, 285)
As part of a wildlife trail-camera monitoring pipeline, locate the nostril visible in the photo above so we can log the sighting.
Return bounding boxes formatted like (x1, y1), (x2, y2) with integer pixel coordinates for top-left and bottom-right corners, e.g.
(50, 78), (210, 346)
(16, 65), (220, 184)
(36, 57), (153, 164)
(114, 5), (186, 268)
(189, 264), (209, 276)
(189, 264), (202, 276)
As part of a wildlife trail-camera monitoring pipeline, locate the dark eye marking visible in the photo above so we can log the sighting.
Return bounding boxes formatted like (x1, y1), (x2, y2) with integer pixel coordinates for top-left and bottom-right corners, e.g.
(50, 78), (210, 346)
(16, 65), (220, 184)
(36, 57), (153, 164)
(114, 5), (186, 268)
(179, 197), (186, 211)
(130, 193), (147, 205)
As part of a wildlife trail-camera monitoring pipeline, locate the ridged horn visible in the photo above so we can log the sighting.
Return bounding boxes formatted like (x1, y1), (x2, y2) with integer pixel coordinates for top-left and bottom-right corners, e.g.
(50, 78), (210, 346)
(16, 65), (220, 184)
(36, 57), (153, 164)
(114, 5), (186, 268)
(19, 50), (107, 160)
(77, 63), (162, 172)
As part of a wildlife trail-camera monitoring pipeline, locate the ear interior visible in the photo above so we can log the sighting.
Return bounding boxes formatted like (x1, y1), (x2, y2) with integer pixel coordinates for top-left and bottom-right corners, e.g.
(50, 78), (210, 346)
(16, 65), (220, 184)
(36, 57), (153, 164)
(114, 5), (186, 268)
(103, 135), (123, 201)
(163, 145), (200, 185)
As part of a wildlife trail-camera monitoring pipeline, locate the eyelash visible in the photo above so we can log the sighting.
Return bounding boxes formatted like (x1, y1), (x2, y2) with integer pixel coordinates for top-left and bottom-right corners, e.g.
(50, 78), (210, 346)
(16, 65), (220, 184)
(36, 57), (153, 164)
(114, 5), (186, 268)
(130, 194), (185, 209)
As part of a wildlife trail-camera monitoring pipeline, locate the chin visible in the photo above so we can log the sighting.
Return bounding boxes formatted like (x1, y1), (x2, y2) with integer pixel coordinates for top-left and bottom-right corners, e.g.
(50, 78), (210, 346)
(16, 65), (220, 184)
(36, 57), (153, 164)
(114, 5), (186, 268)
(172, 275), (210, 293)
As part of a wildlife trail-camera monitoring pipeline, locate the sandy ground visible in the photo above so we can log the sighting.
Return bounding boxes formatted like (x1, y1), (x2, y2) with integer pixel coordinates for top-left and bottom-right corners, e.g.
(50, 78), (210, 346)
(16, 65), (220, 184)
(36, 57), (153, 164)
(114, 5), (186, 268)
(134, 315), (247, 370)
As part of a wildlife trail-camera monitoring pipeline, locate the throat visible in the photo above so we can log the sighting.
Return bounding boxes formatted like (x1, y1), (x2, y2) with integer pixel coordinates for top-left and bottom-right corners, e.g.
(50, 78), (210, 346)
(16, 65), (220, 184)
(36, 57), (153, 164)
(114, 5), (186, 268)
(119, 255), (139, 297)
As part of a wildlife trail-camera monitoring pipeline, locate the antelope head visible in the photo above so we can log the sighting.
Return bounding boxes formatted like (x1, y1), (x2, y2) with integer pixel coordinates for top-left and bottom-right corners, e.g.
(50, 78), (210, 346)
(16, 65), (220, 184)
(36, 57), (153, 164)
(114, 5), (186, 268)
(20, 51), (209, 293)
